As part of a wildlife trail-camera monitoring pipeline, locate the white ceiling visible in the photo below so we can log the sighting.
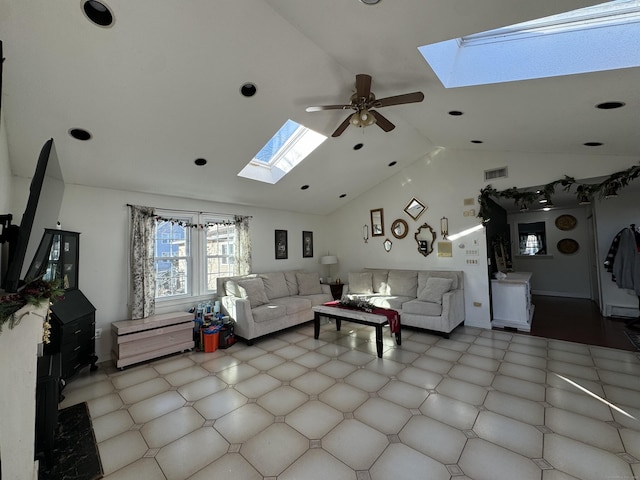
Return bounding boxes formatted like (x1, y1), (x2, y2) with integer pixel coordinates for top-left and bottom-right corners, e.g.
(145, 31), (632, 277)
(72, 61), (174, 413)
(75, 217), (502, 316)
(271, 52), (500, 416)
(1, 0), (637, 215)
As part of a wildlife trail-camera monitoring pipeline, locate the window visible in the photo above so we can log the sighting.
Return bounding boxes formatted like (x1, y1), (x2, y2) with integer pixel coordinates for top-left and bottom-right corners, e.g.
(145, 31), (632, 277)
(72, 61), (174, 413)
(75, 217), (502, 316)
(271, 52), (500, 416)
(153, 213), (241, 300)
(518, 221), (547, 255)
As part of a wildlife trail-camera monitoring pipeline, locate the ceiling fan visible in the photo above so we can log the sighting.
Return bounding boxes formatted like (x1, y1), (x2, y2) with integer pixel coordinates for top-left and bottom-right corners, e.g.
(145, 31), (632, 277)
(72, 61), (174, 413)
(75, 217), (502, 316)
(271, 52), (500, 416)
(305, 74), (424, 137)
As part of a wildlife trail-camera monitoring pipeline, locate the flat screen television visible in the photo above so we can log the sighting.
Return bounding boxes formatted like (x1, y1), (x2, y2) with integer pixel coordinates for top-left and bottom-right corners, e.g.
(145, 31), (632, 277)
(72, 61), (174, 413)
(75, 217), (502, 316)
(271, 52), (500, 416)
(1, 138), (65, 292)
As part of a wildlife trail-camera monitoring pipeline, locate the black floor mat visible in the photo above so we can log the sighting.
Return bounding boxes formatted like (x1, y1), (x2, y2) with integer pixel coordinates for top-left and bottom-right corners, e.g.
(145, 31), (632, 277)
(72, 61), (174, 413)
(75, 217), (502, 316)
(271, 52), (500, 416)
(38, 402), (103, 480)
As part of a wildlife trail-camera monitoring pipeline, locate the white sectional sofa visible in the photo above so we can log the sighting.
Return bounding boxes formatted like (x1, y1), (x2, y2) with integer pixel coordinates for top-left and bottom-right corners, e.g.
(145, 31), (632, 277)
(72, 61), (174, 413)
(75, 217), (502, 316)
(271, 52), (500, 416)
(344, 268), (465, 337)
(216, 270), (333, 344)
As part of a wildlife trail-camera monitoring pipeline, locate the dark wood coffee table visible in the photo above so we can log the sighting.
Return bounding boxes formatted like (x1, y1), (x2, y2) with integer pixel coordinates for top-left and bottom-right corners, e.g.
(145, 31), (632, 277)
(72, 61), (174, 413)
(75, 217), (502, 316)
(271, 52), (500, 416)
(312, 304), (401, 358)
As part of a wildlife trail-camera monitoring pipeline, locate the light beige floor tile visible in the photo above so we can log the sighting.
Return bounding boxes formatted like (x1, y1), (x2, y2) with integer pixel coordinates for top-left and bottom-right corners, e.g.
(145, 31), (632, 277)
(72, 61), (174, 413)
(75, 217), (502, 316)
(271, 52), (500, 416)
(459, 353), (501, 372)
(101, 458), (164, 480)
(484, 390), (545, 425)
(193, 388), (247, 419)
(473, 336), (510, 350)
(611, 403), (640, 431)
(228, 345), (267, 362)
(548, 349), (594, 366)
(140, 406), (204, 448)
(316, 359), (358, 379)
(405, 331), (440, 345)
(215, 363), (260, 384)
(594, 356), (640, 375)
(370, 443), (450, 480)
(599, 369), (640, 391)
(315, 342), (350, 357)
(546, 372), (605, 396)
(474, 410), (543, 458)
(543, 433), (634, 480)
(397, 339), (431, 354)
(345, 368), (390, 392)
(254, 338), (290, 351)
(508, 342), (548, 358)
(128, 390), (186, 424)
(354, 397), (412, 434)
(59, 379), (115, 409)
(164, 365), (209, 387)
(511, 334), (548, 348)
(448, 332), (478, 344)
(293, 351), (332, 368)
(257, 385), (309, 416)
(467, 344), (506, 360)
(449, 364), (495, 386)
(118, 377), (171, 405)
(546, 387), (613, 421)
(187, 453), (262, 480)
(419, 393), (478, 430)
(98, 430), (149, 475)
(286, 400), (343, 438)
(92, 409), (134, 443)
(288, 370), (334, 395)
(267, 361), (309, 381)
(382, 347), (419, 363)
(279, 448), (356, 480)
(542, 470), (581, 480)
(549, 340), (591, 355)
(63, 369), (110, 391)
(110, 367), (158, 390)
(188, 349), (226, 364)
(547, 360), (599, 381)
(319, 382), (370, 412)
(87, 392), (123, 418)
(177, 375), (227, 402)
(152, 356), (195, 375)
(241, 423), (308, 476)
(436, 377), (488, 405)
(604, 384), (640, 407)
(423, 345), (462, 361)
(492, 374), (545, 401)
(201, 355), (241, 373)
(214, 403), (274, 443)
(399, 415), (467, 464)
(278, 331), (309, 343)
(296, 337), (328, 350)
(590, 346), (639, 362)
(396, 365), (442, 390)
(620, 428), (640, 460)
(274, 344), (308, 360)
(234, 373), (281, 398)
(156, 427), (228, 480)
(479, 330), (513, 342)
(498, 361), (546, 383)
(545, 408), (624, 452)
(323, 419), (388, 470)
(460, 438), (542, 480)
(436, 338), (472, 352)
(338, 349), (377, 366)
(503, 351), (547, 369)
(412, 354), (454, 374)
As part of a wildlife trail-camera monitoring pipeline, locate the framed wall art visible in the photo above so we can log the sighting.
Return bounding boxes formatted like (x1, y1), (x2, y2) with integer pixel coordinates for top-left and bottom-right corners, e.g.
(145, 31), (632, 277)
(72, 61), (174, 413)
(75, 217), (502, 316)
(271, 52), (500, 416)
(275, 229), (288, 259)
(302, 231), (313, 258)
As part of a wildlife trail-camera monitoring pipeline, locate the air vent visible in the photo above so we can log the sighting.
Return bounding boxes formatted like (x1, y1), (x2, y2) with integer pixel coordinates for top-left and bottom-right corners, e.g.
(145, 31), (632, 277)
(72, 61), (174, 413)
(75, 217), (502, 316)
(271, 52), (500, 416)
(484, 167), (508, 181)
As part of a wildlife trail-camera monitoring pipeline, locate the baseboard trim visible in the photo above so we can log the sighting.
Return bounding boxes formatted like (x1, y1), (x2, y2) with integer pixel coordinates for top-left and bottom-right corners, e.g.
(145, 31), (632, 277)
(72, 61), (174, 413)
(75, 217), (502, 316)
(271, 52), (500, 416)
(531, 290), (590, 299)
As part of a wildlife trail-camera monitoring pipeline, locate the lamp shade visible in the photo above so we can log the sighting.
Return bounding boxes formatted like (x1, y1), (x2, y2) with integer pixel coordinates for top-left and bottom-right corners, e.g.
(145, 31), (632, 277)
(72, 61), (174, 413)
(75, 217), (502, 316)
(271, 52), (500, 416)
(320, 255), (338, 265)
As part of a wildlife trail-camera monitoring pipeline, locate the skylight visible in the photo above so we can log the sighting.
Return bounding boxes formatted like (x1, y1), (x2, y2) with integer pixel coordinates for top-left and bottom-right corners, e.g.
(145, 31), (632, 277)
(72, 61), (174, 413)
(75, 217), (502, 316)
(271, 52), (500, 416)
(419, 0), (640, 88)
(238, 120), (326, 184)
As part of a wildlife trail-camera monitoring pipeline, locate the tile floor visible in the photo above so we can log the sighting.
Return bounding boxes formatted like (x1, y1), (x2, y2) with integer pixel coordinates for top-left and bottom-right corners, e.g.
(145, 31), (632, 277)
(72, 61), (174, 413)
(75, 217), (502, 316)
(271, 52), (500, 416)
(60, 320), (640, 480)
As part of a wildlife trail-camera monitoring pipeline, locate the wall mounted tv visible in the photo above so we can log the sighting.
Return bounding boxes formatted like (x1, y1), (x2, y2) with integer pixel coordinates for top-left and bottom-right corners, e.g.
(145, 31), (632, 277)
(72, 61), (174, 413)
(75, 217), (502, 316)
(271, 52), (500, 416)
(0, 138), (65, 293)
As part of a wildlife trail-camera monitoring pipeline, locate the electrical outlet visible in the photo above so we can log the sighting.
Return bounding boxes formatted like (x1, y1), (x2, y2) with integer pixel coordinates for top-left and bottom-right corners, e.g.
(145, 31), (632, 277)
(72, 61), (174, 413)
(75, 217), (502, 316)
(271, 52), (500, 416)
(473, 302), (482, 307)
(95, 328), (102, 339)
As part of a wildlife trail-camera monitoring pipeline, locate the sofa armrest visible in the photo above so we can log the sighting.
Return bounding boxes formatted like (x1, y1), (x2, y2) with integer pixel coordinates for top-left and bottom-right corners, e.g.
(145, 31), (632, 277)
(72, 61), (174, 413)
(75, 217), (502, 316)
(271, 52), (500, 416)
(220, 295), (255, 339)
(441, 289), (465, 326)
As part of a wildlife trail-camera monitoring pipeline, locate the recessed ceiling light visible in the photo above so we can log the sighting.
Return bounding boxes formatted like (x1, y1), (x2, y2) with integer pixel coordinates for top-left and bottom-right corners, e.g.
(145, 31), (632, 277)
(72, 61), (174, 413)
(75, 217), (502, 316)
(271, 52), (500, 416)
(359, 0), (381, 4)
(301, 185), (309, 190)
(240, 83), (257, 97)
(471, 140), (484, 144)
(596, 101), (625, 109)
(69, 128), (92, 141)
(388, 161), (397, 167)
(584, 142), (603, 147)
(340, 193), (347, 198)
(82, 1), (114, 27)
(448, 110), (464, 116)
(194, 158), (207, 166)
(353, 143), (364, 150)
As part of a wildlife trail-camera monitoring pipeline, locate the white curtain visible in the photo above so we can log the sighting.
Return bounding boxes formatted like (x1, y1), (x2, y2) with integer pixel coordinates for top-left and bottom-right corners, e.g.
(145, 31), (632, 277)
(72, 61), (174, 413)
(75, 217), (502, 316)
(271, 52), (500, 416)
(129, 205), (156, 319)
(234, 215), (251, 275)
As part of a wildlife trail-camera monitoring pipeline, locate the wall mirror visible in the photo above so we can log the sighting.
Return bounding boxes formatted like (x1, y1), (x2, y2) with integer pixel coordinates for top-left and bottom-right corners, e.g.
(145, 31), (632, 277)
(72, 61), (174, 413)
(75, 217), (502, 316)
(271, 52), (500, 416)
(391, 218), (408, 239)
(404, 197), (426, 221)
(370, 208), (384, 237)
(415, 223), (436, 257)
(383, 238), (393, 252)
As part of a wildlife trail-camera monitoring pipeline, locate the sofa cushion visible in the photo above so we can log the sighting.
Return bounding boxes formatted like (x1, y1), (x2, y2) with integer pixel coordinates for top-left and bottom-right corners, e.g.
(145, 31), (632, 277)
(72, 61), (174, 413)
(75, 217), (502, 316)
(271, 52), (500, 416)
(418, 271), (459, 293)
(417, 277), (453, 305)
(296, 272), (322, 295)
(260, 272), (290, 300)
(365, 269), (390, 294)
(251, 303), (287, 323)
(270, 296), (312, 315)
(284, 271), (300, 296)
(402, 299), (443, 316)
(367, 295), (413, 311)
(387, 270), (418, 297)
(236, 278), (270, 308)
(348, 272), (373, 294)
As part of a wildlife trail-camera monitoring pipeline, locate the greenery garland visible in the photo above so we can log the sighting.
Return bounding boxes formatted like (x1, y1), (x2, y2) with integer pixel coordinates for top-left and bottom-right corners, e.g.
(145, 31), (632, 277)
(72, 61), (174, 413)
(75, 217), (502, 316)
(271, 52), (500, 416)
(477, 163), (640, 222)
(0, 279), (64, 341)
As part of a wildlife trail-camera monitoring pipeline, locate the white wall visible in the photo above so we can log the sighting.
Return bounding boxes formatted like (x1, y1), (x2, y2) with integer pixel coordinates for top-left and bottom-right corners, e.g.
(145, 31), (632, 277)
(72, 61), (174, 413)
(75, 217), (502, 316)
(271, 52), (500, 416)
(594, 187), (640, 317)
(508, 206), (591, 298)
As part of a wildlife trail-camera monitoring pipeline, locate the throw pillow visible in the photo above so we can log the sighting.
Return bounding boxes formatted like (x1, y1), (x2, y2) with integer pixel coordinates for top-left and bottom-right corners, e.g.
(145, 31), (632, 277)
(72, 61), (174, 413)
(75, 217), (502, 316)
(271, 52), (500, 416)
(417, 277), (453, 304)
(260, 272), (289, 300)
(224, 280), (242, 297)
(348, 272), (373, 295)
(237, 278), (270, 308)
(296, 272), (323, 295)
(284, 271), (300, 296)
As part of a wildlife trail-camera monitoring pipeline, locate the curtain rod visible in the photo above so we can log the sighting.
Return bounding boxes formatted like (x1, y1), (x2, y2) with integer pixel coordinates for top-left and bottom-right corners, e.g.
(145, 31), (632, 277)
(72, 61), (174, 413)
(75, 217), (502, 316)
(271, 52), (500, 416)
(126, 204), (252, 218)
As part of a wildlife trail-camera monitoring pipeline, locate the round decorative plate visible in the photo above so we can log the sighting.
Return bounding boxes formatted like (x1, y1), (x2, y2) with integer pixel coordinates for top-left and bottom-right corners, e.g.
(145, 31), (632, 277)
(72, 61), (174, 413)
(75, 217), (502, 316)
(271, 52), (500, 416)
(555, 214), (577, 231)
(557, 238), (579, 254)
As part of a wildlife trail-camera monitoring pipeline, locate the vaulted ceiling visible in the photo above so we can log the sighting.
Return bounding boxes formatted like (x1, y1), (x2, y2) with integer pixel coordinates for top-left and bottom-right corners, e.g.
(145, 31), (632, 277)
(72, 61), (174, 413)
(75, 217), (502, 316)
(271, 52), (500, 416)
(1, 0), (637, 215)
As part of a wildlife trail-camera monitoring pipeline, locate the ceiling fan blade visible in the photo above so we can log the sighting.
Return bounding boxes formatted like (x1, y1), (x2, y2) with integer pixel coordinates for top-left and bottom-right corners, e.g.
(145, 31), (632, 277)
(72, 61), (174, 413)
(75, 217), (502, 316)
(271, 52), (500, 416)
(371, 110), (395, 132)
(355, 74), (372, 99)
(373, 91), (424, 108)
(331, 115), (352, 137)
(305, 104), (352, 112)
